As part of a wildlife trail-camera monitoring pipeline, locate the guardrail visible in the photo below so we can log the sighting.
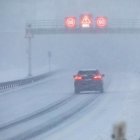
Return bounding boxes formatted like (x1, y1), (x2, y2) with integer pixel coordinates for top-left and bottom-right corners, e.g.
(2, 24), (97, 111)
(0, 71), (55, 92)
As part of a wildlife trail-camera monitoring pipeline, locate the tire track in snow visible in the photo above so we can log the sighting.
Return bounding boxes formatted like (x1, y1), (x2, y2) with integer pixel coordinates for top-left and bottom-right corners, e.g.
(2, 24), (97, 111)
(8, 94), (100, 140)
(0, 94), (75, 131)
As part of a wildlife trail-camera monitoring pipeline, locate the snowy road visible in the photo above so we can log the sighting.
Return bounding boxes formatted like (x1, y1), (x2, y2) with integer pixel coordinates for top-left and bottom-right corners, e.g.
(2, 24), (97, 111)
(40, 72), (140, 140)
(0, 71), (74, 125)
(0, 94), (101, 140)
(0, 71), (140, 140)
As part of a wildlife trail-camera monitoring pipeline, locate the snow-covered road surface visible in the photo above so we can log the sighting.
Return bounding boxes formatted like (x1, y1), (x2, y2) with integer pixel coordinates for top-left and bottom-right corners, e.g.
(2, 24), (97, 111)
(0, 71), (74, 125)
(0, 94), (101, 140)
(38, 73), (140, 140)
(35, 72), (140, 140)
(0, 71), (140, 140)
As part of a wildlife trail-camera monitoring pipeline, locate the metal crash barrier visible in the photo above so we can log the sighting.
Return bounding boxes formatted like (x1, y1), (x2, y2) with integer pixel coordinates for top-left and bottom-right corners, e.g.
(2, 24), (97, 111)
(0, 71), (55, 92)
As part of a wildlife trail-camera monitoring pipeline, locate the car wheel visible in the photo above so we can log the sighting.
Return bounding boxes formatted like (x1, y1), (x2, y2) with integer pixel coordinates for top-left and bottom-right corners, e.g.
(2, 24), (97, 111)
(99, 87), (104, 93)
(75, 88), (80, 94)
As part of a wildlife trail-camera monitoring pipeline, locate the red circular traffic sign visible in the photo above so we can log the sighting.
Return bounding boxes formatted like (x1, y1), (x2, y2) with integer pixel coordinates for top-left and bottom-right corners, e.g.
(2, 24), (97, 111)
(65, 17), (76, 29)
(96, 17), (107, 28)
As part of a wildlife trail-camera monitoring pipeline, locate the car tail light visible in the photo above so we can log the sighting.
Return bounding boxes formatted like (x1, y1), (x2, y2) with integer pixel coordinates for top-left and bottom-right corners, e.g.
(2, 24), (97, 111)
(93, 75), (102, 80)
(74, 75), (83, 80)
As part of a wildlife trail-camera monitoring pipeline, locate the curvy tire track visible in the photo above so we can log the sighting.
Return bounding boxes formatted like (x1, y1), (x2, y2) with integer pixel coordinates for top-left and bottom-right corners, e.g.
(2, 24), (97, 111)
(8, 94), (100, 140)
(0, 94), (75, 131)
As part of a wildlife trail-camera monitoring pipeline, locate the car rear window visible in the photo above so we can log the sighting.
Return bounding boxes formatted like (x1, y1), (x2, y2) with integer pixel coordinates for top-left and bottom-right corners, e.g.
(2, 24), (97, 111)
(78, 70), (98, 75)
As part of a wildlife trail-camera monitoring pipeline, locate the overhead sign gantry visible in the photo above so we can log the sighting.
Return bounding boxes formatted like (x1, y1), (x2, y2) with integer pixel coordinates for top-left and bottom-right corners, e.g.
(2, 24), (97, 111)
(26, 16), (140, 35)
(25, 14), (140, 76)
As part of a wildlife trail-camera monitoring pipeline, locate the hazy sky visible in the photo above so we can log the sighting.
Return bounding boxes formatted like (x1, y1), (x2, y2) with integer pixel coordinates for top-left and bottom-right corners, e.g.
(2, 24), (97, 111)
(0, 0), (140, 73)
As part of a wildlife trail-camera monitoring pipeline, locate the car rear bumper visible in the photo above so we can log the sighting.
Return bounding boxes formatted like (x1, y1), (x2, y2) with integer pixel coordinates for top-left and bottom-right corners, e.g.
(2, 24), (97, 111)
(74, 80), (103, 91)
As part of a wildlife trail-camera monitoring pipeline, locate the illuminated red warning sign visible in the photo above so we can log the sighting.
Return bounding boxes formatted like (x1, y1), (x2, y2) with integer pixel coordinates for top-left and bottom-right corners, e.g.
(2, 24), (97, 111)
(80, 14), (93, 28)
(65, 17), (76, 29)
(96, 17), (108, 28)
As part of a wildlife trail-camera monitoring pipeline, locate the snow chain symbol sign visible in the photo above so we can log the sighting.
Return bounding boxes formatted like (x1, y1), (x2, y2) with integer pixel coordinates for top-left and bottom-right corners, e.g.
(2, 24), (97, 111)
(80, 14), (93, 28)
(65, 17), (76, 29)
(96, 17), (108, 28)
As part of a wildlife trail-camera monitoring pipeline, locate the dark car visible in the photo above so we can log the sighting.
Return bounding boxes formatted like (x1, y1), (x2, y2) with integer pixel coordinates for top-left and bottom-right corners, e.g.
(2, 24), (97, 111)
(74, 70), (104, 93)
